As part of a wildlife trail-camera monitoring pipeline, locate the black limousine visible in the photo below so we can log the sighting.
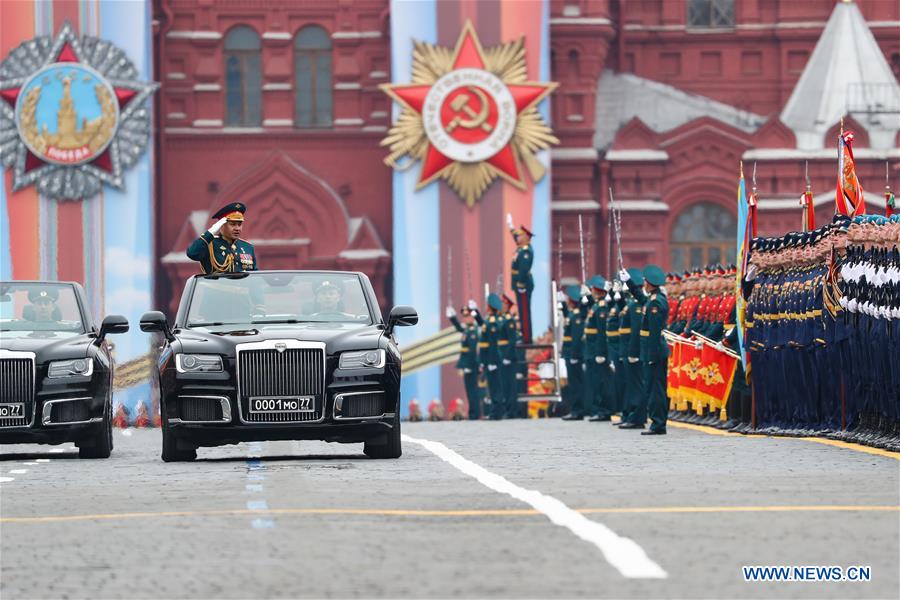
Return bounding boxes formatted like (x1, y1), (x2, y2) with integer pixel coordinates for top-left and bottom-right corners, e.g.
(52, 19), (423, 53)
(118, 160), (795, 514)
(141, 271), (417, 462)
(0, 281), (129, 457)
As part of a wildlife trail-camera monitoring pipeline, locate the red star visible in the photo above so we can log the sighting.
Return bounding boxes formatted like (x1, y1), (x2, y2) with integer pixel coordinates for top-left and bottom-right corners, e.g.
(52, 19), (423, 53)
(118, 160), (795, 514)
(383, 22), (555, 189)
(0, 39), (138, 174)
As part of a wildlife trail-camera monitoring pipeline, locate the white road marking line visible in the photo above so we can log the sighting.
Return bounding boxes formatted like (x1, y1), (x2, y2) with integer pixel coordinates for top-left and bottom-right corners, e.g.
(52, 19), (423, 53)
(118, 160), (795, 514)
(35, 459), (50, 463)
(402, 434), (668, 580)
(49, 449), (65, 453)
(251, 518), (274, 529)
(0, 477), (13, 483)
(247, 500), (268, 510)
(246, 484), (263, 493)
(120, 429), (133, 437)
(9, 469), (27, 474)
(22, 462), (38, 466)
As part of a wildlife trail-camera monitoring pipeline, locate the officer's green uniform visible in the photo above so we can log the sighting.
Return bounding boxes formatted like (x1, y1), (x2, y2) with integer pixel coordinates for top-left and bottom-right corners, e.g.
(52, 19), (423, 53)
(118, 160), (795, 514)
(583, 275), (611, 420)
(621, 269), (649, 427)
(511, 227), (535, 343)
(561, 285), (586, 418)
(186, 202), (258, 274)
(640, 265), (670, 434)
(450, 309), (483, 420)
(499, 305), (519, 418)
(478, 294), (506, 420)
(606, 295), (624, 415)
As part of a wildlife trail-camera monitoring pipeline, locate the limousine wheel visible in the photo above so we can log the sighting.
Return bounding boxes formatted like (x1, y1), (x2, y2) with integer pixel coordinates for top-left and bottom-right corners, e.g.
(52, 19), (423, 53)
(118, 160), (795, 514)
(77, 403), (113, 459)
(364, 411), (402, 459)
(161, 414), (197, 462)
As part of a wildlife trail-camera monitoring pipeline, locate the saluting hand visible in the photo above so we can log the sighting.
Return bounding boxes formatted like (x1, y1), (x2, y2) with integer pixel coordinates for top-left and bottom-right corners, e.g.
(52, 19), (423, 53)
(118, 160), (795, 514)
(467, 299), (478, 312)
(446, 306), (456, 319)
(209, 217), (228, 236)
(506, 213), (514, 231)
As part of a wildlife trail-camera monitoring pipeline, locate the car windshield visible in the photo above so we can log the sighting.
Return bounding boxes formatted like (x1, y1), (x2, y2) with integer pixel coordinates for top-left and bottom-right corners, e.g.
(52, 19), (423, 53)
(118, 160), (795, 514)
(186, 272), (374, 328)
(0, 282), (85, 336)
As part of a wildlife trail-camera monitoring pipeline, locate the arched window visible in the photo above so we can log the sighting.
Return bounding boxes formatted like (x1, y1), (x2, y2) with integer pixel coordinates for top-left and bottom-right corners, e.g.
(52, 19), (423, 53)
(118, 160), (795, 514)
(670, 202), (736, 272)
(294, 26), (332, 128)
(224, 26), (262, 126)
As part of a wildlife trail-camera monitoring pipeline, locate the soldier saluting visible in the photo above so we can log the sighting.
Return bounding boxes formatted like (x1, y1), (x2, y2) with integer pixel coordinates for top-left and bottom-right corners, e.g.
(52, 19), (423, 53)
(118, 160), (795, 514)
(507, 213), (535, 344)
(187, 202), (258, 274)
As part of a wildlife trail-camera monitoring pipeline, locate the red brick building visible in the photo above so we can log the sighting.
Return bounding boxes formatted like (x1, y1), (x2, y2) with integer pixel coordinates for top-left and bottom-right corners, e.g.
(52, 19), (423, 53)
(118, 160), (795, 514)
(151, 0), (900, 311)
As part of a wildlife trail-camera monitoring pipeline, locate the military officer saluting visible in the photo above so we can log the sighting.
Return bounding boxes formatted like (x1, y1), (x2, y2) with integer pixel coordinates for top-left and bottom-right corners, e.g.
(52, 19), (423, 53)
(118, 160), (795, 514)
(447, 301), (484, 420)
(187, 202), (258, 274)
(507, 213), (535, 344)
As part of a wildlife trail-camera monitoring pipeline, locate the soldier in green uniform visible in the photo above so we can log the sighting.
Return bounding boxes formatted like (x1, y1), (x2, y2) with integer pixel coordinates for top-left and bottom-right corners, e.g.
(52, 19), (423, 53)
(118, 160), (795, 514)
(583, 275), (612, 421)
(606, 281), (624, 419)
(639, 264), (670, 435)
(478, 293), (506, 420)
(618, 268), (649, 429)
(187, 202), (258, 274)
(447, 302), (483, 420)
(499, 294), (521, 419)
(507, 214), (535, 344)
(560, 285), (587, 420)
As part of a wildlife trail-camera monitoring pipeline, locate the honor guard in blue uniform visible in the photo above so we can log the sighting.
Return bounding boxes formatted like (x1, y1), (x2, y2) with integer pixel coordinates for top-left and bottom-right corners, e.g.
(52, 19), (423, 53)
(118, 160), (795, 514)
(617, 267), (649, 429)
(187, 202), (258, 274)
(478, 293), (506, 420)
(639, 265), (670, 435)
(560, 285), (586, 420)
(447, 301), (484, 420)
(507, 213), (535, 344)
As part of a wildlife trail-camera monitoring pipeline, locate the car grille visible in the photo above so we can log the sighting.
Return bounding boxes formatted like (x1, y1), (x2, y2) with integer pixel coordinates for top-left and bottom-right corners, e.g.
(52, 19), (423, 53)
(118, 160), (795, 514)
(0, 358), (34, 427)
(342, 392), (385, 418)
(50, 400), (90, 424)
(178, 397), (223, 422)
(237, 348), (324, 423)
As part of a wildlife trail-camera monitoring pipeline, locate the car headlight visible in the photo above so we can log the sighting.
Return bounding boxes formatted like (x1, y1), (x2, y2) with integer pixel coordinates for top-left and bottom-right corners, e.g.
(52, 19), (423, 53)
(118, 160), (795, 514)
(339, 349), (385, 369)
(175, 353), (223, 373)
(48, 358), (94, 378)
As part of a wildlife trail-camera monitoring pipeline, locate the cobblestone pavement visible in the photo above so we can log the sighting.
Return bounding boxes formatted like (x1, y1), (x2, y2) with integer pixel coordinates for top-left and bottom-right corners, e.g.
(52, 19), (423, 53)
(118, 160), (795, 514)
(1, 420), (897, 599)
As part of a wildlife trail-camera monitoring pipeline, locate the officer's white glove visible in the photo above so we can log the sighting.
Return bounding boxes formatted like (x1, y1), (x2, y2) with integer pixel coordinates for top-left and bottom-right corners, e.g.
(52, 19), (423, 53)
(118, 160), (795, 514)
(627, 357), (639, 364)
(609, 362), (616, 373)
(613, 292), (622, 301)
(463, 368), (473, 374)
(580, 284), (591, 298)
(445, 306), (456, 319)
(714, 341), (726, 353)
(515, 373), (524, 380)
(467, 299), (478, 312)
(604, 280), (613, 292)
(569, 358), (579, 364)
(595, 356), (606, 364)
(209, 217), (228, 236)
(581, 294), (590, 305)
(745, 264), (758, 281)
(694, 340), (703, 350)
(506, 213), (515, 231)
(839, 296), (849, 309)
(487, 364), (498, 372)
(619, 268), (630, 282)
(502, 359), (512, 366)
(557, 291), (567, 303)
(847, 298), (858, 312)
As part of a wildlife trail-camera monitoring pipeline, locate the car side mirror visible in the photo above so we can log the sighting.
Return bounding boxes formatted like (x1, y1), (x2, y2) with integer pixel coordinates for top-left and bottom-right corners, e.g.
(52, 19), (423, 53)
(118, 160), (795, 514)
(140, 311), (174, 341)
(386, 305), (418, 336)
(96, 315), (129, 344)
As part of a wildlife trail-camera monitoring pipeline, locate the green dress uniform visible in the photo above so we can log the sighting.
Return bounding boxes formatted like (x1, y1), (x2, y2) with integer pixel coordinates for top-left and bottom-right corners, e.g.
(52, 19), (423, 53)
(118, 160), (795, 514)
(511, 228), (535, 343)
(186, 202), (258, 274)
(450, 311), (483, 420)
(621, 268), (649, 427)
(583, 275), (611, 419)
(561, 286), (586, 418)
(640, 265), (670, 434)
(478, 294), (506, 420)
(606, 296), (624, 415)
(499, 309), (519, 418)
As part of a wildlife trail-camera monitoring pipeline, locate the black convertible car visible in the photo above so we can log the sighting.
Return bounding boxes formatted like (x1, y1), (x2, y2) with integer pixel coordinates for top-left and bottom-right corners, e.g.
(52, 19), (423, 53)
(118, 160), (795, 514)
(0, 281), (129, 457)
(140, 271), (417, 462)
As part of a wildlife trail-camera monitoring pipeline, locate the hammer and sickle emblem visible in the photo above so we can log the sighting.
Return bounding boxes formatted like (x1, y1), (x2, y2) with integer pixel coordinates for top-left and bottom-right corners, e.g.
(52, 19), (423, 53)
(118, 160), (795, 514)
(446, 86), (493, 133)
